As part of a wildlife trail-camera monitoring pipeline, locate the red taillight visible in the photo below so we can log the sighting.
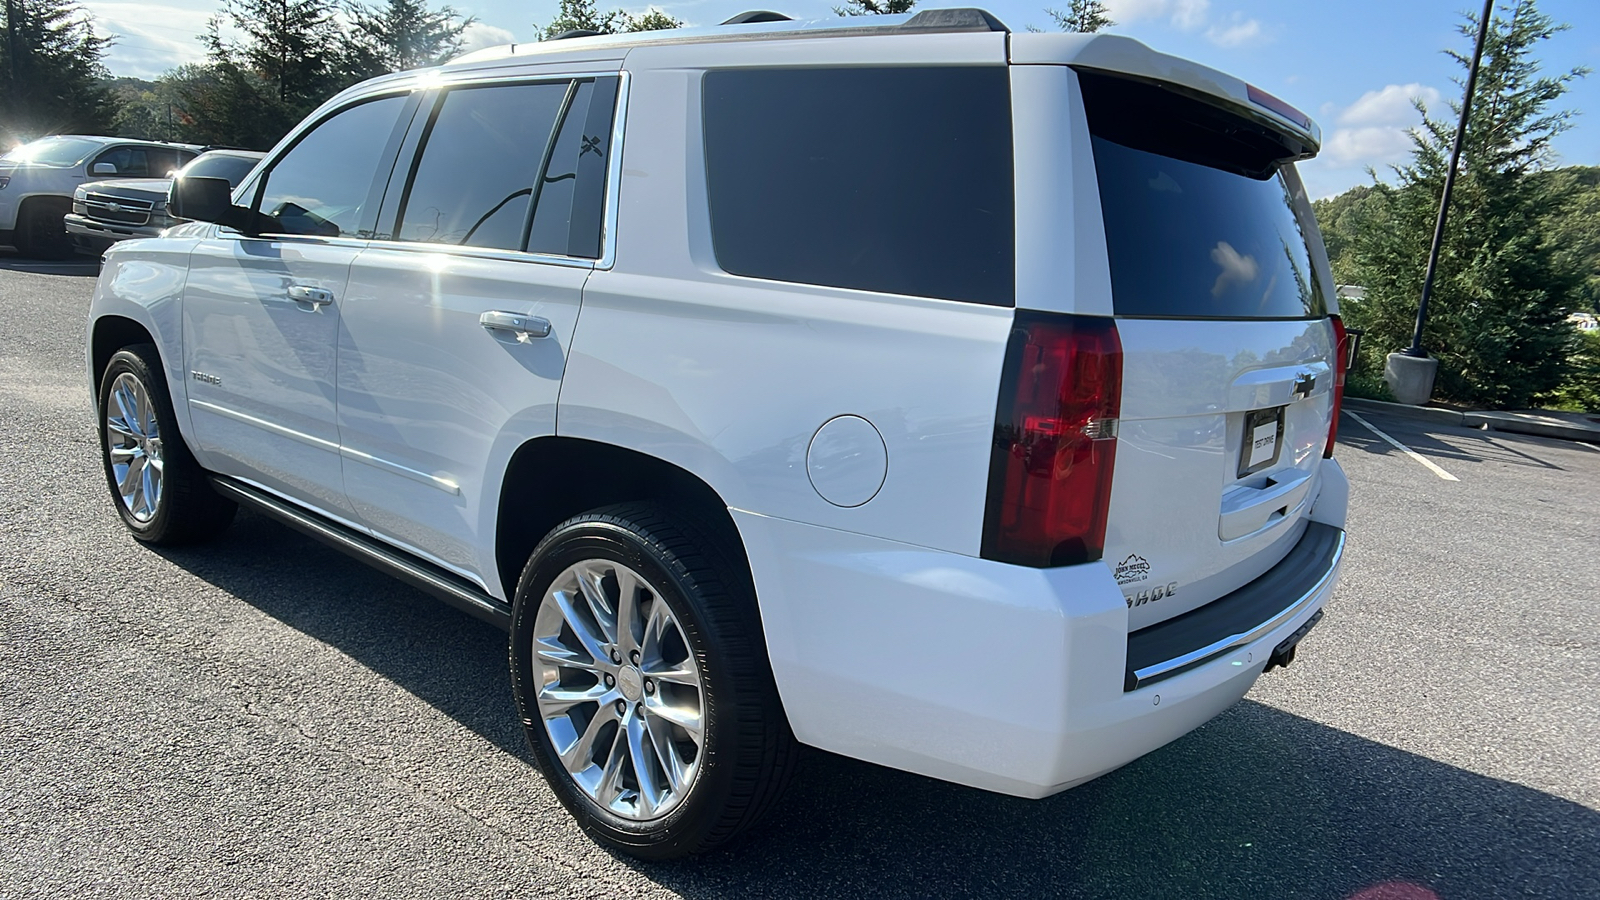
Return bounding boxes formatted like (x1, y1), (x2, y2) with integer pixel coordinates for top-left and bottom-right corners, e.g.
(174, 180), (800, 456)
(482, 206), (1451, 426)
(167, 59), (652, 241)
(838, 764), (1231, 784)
(982, 313), (1122, 568)
(1325, 315), (1347, 458)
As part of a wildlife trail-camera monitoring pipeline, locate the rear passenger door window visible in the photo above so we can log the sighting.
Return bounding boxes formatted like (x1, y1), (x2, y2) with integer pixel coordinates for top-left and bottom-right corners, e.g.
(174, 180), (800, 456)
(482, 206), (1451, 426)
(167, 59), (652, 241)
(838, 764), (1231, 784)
(393, 82), (568, 250)
(702, 67), (1014, 307)
(386, 77), (620, 257)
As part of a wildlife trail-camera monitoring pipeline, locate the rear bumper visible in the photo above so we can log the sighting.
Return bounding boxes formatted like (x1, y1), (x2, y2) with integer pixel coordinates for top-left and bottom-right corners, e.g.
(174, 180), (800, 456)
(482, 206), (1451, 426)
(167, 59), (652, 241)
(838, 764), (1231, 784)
(737, 459), (1346, 798)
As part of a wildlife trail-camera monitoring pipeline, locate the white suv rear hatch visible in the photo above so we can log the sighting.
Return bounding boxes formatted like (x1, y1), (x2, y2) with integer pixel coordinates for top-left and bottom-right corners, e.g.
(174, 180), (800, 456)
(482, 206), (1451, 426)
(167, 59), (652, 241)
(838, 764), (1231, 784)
(1075, 68), (1339, 629)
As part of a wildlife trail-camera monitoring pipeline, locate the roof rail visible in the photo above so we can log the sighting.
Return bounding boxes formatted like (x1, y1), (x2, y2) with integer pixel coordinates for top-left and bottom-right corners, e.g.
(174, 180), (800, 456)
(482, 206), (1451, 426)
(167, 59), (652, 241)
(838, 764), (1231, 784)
(721, 11), (793, 25)
(900, 8), (1008, 33)
(548, 29), (602, 40)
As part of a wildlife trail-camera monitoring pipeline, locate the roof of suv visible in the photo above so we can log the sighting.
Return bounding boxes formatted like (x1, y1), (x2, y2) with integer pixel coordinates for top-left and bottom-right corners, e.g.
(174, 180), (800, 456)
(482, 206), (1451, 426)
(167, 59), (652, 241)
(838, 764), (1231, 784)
(438, 7), (1319, 150)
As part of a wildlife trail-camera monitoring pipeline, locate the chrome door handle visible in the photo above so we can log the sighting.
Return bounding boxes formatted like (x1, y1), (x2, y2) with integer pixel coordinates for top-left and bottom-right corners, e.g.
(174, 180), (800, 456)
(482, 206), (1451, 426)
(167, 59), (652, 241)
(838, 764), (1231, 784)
(287, 284), (334, 308)
(479, 310), (552, 342)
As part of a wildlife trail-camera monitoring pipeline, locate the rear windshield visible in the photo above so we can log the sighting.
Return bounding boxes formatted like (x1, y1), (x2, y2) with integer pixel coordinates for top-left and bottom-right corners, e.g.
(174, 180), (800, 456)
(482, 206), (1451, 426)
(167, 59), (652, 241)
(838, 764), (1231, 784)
(1081, 72), (1327, 320)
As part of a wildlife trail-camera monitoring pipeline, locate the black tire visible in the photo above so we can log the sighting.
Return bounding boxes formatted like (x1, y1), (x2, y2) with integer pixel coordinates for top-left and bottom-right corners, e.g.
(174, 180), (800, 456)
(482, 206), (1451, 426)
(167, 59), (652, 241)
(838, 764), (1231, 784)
(97, 344), (237, 544)
(510, 504), (797, 860)
(15, 198), (73, 260)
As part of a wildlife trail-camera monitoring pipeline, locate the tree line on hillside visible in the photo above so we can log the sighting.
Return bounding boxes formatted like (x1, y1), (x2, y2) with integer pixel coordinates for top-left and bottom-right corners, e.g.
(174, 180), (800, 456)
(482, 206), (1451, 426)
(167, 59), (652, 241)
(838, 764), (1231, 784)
(1313, 0), (1596, 411)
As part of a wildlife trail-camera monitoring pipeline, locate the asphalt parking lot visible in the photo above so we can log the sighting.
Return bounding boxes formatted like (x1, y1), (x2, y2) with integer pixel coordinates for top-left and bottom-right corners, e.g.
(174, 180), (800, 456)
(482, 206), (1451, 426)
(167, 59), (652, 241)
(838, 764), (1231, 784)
(2, 257), (1597, 899)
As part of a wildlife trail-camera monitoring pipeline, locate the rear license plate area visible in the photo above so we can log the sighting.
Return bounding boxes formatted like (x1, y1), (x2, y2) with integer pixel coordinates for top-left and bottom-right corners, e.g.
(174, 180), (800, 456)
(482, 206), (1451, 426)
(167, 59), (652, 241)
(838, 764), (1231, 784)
(1238, 406), (1285, 478)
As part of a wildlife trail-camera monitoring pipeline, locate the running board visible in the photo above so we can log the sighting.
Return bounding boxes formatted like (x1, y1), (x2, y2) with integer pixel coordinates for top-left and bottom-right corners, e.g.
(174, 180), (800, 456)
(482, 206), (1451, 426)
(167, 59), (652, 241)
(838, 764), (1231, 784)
(208, 475), (513, 630)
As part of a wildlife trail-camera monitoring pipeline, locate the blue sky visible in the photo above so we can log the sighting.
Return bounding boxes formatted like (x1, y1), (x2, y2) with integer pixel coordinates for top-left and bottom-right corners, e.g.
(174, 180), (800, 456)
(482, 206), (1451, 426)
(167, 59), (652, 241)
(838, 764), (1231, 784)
(83, 0), (1599, 198)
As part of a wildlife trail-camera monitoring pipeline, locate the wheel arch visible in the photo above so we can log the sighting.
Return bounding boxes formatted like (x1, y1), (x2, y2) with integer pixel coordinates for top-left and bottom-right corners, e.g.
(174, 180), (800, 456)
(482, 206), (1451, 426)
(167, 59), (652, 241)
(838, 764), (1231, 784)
(494, 436), (753, 605)
(91, 314), (157, 390)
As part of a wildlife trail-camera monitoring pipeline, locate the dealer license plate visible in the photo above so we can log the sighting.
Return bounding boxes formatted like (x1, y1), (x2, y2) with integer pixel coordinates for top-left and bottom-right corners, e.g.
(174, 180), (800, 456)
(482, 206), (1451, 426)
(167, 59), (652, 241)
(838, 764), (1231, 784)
(1238, 406), (1285, 478)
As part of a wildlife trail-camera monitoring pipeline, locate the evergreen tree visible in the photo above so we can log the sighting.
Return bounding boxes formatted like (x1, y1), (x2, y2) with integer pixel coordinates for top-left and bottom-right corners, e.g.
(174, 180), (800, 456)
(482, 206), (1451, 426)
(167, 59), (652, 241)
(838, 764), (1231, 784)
(1341, 0), (1588, 407)
(835, 0), (915, 15)
(345, 0), (474, 77)
(1046, 0), (1113, 33)
(215, 0), (346, 113)
(0, 0), (113, 143)
(538, 0), (681, 38)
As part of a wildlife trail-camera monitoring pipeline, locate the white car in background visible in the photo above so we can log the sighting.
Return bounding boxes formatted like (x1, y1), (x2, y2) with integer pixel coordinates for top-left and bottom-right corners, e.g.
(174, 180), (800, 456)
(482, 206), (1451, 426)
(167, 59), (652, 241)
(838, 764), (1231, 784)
(0, 135), (200, 258)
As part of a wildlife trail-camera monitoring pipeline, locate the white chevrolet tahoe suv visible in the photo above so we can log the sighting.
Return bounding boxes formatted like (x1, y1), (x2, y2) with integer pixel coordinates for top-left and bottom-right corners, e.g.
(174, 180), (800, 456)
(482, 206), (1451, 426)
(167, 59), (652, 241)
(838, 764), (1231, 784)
(1, 135), (200, 258)
(86, 9), (1349, 859)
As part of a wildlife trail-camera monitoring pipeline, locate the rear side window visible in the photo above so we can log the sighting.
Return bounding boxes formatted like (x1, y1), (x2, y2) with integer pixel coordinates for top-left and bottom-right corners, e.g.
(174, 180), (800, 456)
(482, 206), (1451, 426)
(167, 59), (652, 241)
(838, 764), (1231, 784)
(396, 82), (569, 250)
(703, 67), (1014, 307)
(1080, 71), (1327, 320)
(526, 77), (620, 259)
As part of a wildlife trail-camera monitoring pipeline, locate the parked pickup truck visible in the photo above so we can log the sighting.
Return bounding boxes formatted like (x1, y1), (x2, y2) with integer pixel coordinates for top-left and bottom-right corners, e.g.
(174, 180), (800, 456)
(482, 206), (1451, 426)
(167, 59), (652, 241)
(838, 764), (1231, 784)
(66, 149), (265, 255)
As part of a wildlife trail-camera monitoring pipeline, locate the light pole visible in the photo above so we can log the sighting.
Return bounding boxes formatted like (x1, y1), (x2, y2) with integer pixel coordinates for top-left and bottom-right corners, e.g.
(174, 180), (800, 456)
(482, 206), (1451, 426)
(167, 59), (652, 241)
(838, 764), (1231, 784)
(1386, 0), (1496, 404)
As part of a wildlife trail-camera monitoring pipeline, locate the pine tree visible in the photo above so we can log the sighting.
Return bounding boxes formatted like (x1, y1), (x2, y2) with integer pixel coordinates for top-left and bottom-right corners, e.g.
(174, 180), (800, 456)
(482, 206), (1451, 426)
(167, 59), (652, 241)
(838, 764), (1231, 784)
(345, 0), (474, 77)
(216, 0), (345, 113)
(1046, 0), (1113, 33)
(835, 0), (915, 15)
(1342, 0), (1588, 407)
(0, 0), (113, 143)
(538, 0), (681, 38)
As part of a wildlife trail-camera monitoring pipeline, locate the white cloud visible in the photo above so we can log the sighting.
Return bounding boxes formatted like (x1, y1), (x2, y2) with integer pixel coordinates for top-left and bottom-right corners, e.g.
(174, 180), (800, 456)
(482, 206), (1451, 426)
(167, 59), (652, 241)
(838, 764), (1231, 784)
(1205, 12), (1264, 48)
(1302, 82), (1443, 196)
(85, 0), (216, 79)
(1105, 0), (1264, 46)
(457, 22), (518, 56)
(1171, 0), (1209, 31)
(1337, 82), (1444, 127)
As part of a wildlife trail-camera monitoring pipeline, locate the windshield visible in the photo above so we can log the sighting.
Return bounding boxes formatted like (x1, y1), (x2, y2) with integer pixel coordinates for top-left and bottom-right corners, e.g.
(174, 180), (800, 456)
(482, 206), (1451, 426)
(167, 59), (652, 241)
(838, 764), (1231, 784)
(182, 153), (261, 187)
(1, 137), (102, 168)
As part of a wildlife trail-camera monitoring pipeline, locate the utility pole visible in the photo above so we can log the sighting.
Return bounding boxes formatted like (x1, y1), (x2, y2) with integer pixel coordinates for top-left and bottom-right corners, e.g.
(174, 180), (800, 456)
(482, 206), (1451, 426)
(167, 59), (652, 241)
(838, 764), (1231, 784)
(1405, 0), (1495, 358)
(5, 0), (20, 87)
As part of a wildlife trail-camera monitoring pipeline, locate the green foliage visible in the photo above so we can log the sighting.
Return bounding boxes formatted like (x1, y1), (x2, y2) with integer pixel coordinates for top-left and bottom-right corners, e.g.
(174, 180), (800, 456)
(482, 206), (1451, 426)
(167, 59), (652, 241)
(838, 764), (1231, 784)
(835, 0), (915, 14)
(1539, 328), (1600, 412)
(1046, 0), (1114, 33)
(345, 0), (475, 77)
(1534, 165), (1600, 313)
(212, 0), (346, 112)
(539, 0), (681, 38)
(1337, 0), (1588, 409)
(0, 0), (114, 144)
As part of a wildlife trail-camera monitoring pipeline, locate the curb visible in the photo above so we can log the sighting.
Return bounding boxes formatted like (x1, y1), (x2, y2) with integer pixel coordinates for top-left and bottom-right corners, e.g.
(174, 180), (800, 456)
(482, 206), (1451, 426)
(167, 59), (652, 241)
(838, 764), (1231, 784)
(1343, 397), (1465, 427)
(1463, 411), (1600, 444)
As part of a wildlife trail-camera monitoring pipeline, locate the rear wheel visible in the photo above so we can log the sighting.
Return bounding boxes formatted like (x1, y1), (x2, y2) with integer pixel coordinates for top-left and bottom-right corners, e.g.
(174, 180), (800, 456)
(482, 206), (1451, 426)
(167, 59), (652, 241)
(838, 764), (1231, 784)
(510, 504), (796, 860)
(97, 344), (236, 544)
(15, 198), (73, 260)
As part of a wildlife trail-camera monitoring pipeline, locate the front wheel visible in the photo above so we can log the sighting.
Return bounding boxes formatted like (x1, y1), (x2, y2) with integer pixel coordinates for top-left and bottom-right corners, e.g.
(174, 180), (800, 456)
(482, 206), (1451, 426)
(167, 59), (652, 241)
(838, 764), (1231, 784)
(509, 504), (796, 859)
(97, 344), (236, 544)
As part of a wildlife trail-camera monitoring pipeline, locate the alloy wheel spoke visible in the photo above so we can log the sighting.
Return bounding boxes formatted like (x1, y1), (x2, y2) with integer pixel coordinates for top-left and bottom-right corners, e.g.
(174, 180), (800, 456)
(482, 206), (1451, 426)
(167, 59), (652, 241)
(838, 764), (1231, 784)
(574, 562), (619, 645)
(119, 455), (144, 497)
(558, 701), (619, 775)
(614, 567), (642, 657)
(108, 445), (138, 464)
(113, 384), (141, 436)
(644, 698), (703, 744)
(106, 417), (139, 443)
(550, 589), (611, 667)
(642, 710), (686, 794)
(596, 724), (630, 807)
(535, 635), (602, 672)
(627, 714), (661, 817)
(537, 682), (610, 715)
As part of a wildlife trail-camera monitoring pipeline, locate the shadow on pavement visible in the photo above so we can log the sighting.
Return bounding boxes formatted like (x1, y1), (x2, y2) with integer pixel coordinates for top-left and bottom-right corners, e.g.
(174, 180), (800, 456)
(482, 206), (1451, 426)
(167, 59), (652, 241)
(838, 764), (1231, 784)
(162, 511), (1600, 900)
(1342, 409), (1570, 471)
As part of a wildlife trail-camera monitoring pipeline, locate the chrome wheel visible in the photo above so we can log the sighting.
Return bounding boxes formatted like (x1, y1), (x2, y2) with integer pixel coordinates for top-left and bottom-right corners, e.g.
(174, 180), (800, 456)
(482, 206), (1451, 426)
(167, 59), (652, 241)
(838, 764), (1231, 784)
(104, 372), (164, 522)
(532, 559), (706, 821)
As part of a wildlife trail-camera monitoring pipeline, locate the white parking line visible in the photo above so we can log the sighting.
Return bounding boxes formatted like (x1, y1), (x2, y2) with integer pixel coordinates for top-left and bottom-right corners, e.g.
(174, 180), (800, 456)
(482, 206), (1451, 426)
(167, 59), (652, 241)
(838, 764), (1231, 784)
(1345, 410), (1460, 481)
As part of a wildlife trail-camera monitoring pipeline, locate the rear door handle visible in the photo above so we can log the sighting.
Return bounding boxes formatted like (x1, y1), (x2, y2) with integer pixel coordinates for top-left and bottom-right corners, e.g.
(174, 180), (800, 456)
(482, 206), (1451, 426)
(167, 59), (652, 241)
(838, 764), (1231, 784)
(480, 310), (552, 342)
(287, 284), (334, 309)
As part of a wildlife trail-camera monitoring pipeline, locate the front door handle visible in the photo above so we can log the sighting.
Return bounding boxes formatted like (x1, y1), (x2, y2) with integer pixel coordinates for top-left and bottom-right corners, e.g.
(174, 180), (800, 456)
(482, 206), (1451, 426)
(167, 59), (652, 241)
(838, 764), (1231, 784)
(287, 284), (334, 309)
(480, 310), (552, 343)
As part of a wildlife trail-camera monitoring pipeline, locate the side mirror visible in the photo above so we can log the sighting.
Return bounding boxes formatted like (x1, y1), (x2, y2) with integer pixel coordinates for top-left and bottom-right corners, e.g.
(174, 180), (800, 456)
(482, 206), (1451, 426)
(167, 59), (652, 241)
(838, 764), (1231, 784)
(91, 162), (117, 176)
(170, 176), (253, 232)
